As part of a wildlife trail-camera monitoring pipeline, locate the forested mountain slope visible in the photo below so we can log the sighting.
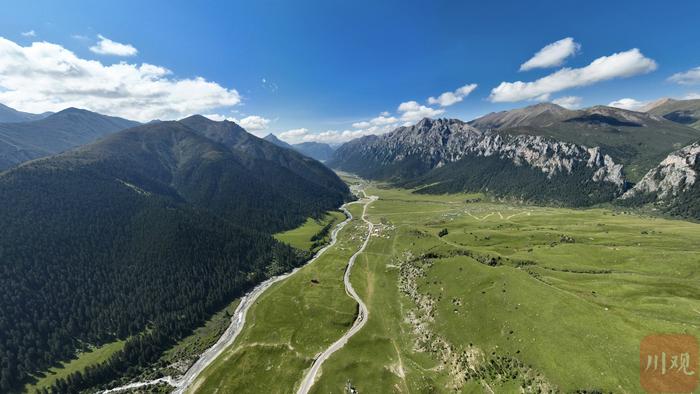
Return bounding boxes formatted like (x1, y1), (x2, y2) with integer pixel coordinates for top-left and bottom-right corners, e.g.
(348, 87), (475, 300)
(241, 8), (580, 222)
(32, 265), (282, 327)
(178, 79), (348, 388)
(0, 107), (138, 170)
(0, 118), (349, 392)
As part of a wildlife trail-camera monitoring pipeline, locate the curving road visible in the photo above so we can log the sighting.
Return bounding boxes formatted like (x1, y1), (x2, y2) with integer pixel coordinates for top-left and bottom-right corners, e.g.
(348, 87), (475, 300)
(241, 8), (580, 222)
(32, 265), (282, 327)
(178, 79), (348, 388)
(296, 193), (377, 394)
(101, 202), (355, 394)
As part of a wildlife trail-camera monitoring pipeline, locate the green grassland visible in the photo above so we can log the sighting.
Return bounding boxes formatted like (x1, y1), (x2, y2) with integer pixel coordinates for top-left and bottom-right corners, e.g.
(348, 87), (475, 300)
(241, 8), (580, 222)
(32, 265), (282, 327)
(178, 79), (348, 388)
(24, 340), (125, 393)
(311, 186), (700, 393)
(274, 211), (346, 252)
(189, 201), (372, 393)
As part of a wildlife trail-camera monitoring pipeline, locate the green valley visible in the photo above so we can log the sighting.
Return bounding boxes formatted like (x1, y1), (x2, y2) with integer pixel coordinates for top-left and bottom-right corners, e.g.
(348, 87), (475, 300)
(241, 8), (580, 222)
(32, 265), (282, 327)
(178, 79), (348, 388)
(192, 182), (700, 393)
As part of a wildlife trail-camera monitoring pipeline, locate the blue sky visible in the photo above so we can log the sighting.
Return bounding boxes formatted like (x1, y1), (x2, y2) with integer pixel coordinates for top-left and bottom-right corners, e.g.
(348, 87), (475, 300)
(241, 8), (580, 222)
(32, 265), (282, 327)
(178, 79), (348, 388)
(1, 0), (700, 143)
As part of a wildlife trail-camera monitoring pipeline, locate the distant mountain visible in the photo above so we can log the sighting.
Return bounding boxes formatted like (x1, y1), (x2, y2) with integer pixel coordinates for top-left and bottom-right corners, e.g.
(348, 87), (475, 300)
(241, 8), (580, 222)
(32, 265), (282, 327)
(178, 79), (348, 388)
(638, 97), (676, 113)
(0, 107), (139, 170)
(293, 141), (336, 162)
(644, 98), (700, 130)
(263, 133), (336, 161)
(329, 118), (624, 206)
(470, 102), (574, 130)
(470, 103), (700, 181)
(264, 133), (294, 149)
(181, 117), (348, 203)
(0, 103), (52, 123)
(0, 117), (349, 391)
(620, 141), (700, 219)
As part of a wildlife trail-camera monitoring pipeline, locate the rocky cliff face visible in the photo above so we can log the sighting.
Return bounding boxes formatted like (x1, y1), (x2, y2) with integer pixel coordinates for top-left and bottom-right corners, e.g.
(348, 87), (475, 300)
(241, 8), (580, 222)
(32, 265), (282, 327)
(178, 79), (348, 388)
(330, 118), (625, 189)
(622, 142), (700, 200)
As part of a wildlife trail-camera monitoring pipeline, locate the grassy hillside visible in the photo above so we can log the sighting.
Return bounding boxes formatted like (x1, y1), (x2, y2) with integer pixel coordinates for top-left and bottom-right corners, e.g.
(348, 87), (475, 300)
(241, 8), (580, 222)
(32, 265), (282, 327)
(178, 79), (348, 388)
(275, 211), (346, 252)
(24, 340), (126, 393)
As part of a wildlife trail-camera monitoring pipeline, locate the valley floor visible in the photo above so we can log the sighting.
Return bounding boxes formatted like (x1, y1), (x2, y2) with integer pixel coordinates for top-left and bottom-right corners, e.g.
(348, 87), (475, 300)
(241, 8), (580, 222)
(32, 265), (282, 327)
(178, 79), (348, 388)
(189, 182), (700, 393)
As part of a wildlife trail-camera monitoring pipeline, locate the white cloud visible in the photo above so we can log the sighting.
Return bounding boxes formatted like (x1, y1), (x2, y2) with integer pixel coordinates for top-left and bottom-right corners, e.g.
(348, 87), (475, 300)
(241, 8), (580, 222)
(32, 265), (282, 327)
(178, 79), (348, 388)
(204, 114), (270, 134)
(89, 34), (138, 56)
(608, 98), (647, 111)
(352, 114), (398, 129)
(397, 101), (445, 122)
(490, 48), (657, 102)
(684, 92), (700, 100)
(519, 37), (580, 71)
(21, 30), (36, 38)
(236, 115), (270, 131)
(279, 120), (400, 144)
(427, 83), (477, 107)
(668, 66), (700, 85)
(551, 96), (582, 109)
(203, 114), (232, 122)
(277, 128), (310, 143)
(0, 37), (240, 121)
(283, 128), (379, 144)
(351, 121), (371, 128)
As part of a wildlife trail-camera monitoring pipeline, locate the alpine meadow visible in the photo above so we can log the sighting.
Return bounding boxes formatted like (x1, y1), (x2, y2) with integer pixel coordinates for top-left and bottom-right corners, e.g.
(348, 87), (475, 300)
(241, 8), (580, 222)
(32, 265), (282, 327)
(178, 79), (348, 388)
(0, 1), (699, 394)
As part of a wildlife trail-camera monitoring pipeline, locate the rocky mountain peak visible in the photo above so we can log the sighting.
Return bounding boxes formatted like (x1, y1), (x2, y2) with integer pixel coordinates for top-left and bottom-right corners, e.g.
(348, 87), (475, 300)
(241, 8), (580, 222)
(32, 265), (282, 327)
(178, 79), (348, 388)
(622, 141), (700, 200)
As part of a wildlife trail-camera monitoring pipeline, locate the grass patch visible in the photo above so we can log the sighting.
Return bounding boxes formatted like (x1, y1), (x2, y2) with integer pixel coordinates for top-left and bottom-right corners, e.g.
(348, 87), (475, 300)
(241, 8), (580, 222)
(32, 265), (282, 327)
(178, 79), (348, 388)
(25, 340), (125, 393)
(274, 211), (345, 252)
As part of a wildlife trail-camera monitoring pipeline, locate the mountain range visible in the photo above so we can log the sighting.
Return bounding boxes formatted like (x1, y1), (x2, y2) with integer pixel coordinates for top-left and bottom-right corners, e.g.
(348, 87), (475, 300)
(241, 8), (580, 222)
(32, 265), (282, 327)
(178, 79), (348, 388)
(469, 103), (700, 181)
(264, 133), (336, 161)
(0, 103), (52, 123)
(0, 107), (139, 170)
(329, 101), (700, 210)
(329, 117), (625, 206)
(644, 98), (700, 130)
(2, 95), (700, 391)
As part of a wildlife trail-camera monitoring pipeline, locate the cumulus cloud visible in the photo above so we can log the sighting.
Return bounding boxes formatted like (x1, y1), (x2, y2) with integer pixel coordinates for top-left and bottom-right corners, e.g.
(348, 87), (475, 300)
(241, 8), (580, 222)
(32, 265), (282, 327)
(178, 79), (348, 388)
(204, 114), (270, 134)
(89, 34), (138, 56)
(21, 30), (36, 37)
(668, 66), (700, 85)
(551, 96), (582, 109)
(277, 128), (309, 143)
(427, 83), (477, 107)
(352, 114), (398, 129)
(280, 128), (383, 145)
(0, 37), (240, 121)
(608, 98), (647, 111)
(519, 37), (580, 72)
(397, 101), (445, 122)
(279, 117), (402, 145)
(236, 115), (270, 131)
(490, 48), (657, 102)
